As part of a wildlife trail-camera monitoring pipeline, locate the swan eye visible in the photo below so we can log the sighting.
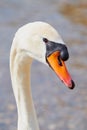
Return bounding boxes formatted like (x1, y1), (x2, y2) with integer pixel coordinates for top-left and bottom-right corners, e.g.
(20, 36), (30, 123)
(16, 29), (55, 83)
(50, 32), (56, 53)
(43, 38), (48, 43)
(58, 56), (62, 66)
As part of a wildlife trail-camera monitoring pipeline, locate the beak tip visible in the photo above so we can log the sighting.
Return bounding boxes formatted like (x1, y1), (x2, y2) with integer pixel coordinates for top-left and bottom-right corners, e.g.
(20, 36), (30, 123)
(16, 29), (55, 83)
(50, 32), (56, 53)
(68, 80), (75, 90)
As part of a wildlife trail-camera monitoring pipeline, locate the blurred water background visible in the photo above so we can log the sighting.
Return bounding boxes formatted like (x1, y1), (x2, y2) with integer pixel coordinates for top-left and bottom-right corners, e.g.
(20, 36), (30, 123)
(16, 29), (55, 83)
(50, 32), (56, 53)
(0, 0), (87, 130)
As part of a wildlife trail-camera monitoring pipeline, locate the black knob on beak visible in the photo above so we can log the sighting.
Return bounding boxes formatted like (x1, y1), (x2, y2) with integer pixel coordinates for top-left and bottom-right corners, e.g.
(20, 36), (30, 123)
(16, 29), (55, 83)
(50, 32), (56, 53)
(60, 45), (69, 61)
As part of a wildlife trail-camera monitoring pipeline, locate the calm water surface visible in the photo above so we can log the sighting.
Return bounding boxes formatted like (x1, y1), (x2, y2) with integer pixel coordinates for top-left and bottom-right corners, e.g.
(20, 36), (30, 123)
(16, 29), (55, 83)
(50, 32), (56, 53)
(0, 0), (87, 130)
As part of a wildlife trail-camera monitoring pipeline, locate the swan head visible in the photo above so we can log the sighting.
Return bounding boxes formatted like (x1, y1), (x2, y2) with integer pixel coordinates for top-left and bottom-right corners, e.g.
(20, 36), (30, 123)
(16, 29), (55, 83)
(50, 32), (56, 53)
(43, 38), (75, 89)
(14, 21), (75, 89)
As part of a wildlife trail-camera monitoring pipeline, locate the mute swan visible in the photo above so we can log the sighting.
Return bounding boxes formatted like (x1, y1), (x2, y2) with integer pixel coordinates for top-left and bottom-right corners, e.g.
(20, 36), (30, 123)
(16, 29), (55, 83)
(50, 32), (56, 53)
(10, 21), (75, 130)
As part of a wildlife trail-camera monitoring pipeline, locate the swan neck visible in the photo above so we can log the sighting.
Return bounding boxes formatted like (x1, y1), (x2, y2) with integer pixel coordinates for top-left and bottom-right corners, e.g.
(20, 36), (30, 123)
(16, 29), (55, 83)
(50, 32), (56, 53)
(10, 51), (39, 130)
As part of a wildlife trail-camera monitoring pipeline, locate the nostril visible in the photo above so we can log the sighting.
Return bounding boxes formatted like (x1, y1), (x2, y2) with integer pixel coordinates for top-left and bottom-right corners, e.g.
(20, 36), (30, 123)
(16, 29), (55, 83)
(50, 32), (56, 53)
(58, 56), (62, 66)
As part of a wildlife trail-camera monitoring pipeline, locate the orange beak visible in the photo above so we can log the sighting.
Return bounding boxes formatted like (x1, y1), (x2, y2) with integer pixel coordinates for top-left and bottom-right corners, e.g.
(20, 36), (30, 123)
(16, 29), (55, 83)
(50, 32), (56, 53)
(47, 51), (75, 89)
